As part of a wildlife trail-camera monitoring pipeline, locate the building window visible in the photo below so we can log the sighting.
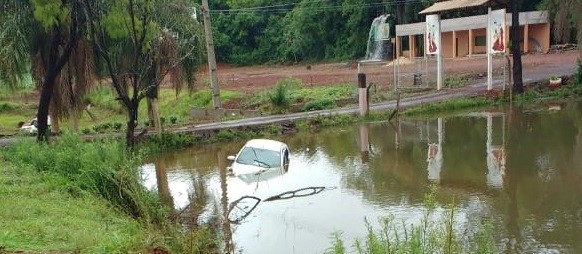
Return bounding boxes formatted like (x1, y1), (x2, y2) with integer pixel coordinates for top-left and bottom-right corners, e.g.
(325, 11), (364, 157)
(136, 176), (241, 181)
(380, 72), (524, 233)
(475, 36), (486, 46)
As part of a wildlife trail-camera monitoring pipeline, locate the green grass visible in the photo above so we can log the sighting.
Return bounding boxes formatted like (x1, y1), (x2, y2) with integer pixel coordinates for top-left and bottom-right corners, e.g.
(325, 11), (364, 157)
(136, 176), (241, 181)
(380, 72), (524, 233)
(0, 134), (221, 253)
(403, 97), (495, 116)
(0, 162), (155, 253)
(245, 78), (355, 111)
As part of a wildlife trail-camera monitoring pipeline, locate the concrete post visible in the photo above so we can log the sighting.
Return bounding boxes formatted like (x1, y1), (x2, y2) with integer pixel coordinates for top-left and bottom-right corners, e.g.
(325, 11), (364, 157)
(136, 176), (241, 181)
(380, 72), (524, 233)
(358, 73), (368, 116)
(487, 7), (493, 91)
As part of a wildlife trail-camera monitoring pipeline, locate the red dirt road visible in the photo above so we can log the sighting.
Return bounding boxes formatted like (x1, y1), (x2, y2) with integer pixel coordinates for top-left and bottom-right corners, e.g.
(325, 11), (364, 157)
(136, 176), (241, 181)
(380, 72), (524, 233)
(199, 51), (579, 93)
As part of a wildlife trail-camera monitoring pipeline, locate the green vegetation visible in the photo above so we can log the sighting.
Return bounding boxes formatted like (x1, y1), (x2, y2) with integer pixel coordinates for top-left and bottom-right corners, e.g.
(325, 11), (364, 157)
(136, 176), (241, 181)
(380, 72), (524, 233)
(0, 164), (154, 252)
(444, 76), (466, 88)
(403, 97), (494, 116)
(0, 134), (220, 253)
(326, 186), (497, 254)
(246, 78), (355, 112)
(269, 83), (292, 111)
(302, 98), (336, 111)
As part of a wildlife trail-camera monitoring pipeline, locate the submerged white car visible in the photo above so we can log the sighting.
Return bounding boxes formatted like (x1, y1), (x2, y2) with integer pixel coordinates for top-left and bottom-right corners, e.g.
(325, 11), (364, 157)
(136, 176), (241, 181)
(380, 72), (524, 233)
(227, 139), (290, 178)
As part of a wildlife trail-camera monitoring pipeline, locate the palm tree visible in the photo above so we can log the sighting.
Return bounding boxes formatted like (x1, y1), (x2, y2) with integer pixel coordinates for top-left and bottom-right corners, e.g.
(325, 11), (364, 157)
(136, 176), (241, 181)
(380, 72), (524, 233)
(0, 1), (33, 89)
(2, 0), (95, 140)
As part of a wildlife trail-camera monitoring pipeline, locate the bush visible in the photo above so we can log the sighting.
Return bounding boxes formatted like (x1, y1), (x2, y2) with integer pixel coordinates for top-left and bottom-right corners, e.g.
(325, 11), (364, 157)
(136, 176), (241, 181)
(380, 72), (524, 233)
(302, 98), (335, 111)
(169, 116), (178, 125)
(269, 83), (291, 111)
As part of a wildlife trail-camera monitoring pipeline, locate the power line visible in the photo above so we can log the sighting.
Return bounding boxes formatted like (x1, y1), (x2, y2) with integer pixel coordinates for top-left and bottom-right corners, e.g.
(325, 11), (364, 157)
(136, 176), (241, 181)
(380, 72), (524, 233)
(209, 0), (426, 15)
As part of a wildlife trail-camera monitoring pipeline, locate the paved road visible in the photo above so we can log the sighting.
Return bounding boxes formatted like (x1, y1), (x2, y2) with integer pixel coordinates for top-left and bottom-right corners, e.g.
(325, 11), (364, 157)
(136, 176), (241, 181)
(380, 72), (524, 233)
(0, 61), (576, 147)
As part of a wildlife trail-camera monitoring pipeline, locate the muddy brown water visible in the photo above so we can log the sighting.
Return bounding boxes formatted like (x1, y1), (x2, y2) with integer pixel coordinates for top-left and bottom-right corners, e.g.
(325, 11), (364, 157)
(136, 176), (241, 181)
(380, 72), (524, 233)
(142, 100), (582, 254)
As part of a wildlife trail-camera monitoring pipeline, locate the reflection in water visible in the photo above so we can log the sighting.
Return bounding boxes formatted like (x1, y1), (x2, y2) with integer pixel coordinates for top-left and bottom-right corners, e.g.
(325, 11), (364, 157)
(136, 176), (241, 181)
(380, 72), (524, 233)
(359, 124), (370, 163)
(427, 117), (444, 182)
(486, 113), (506, 188)
(143, 101), (582, 254)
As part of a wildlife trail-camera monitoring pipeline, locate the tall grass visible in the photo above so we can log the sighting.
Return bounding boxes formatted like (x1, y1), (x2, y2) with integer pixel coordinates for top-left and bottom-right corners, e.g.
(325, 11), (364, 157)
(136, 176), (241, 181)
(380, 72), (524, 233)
(326, 185), (497, 254)
(1, 133), (166, 223)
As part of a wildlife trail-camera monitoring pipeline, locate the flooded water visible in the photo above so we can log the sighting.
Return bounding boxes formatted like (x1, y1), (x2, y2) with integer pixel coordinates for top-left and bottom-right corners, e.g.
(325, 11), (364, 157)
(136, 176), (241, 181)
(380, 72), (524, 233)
(141, 101), (582, 254)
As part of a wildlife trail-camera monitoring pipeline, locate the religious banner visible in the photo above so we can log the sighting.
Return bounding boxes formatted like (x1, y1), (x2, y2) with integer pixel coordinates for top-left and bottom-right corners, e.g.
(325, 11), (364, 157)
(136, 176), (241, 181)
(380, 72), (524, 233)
(489, 9), (506, 54)
(425, 14), (440, 55)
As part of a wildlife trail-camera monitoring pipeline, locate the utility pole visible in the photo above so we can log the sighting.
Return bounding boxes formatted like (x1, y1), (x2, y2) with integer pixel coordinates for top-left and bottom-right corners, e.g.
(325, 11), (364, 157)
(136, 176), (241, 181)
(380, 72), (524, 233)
(201, 0), (221, 109)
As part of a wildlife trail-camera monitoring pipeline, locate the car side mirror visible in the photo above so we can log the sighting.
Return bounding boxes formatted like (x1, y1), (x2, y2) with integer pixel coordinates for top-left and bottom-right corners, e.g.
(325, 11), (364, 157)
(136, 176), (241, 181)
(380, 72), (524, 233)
(227, 155), (236, 161)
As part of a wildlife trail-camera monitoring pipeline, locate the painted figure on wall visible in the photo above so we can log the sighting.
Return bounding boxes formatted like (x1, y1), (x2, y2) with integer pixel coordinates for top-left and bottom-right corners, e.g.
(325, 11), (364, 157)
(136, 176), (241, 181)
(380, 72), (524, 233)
(489, 9), (506, 54)
(492, 22), (505, 52)
(425, 14), (440, 55)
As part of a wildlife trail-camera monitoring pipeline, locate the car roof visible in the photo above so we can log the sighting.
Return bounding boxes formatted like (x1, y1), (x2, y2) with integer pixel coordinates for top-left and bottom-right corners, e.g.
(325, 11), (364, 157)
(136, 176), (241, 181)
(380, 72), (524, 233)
(244, 139), (287, 151)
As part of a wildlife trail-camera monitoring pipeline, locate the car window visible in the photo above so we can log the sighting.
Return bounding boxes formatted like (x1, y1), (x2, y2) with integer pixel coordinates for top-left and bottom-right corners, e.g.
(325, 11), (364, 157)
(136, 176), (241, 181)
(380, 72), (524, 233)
(236, 147), (281, 167)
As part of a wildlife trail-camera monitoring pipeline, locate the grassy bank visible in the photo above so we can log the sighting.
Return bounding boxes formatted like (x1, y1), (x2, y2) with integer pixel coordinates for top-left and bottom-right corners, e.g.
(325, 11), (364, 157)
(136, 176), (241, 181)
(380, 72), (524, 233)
(0, 134), (220, 253)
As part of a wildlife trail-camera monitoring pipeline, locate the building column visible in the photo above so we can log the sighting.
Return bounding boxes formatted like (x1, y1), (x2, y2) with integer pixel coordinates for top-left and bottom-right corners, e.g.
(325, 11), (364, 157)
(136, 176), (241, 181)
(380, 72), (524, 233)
(395, 35), (401, 58)
(452, 31), (457, 58)
(424, 32), (428, 59)
(468, 29), (474, 57)
(409, 35), (415, 58)
(523, 24), (529, 53)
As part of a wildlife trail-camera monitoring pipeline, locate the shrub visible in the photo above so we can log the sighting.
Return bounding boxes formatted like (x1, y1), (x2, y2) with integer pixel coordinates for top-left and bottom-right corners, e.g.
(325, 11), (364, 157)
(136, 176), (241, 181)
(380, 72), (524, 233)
(269, 83), (291, 111)
(113, 122), (123, 131)
(169, 116), (178, 125)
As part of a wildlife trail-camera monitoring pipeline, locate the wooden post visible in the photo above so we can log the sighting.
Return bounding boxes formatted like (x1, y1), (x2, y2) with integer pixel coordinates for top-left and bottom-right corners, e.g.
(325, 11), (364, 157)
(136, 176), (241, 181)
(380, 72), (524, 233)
(358, 73), (368, 116)
(201, 0), (221, 109)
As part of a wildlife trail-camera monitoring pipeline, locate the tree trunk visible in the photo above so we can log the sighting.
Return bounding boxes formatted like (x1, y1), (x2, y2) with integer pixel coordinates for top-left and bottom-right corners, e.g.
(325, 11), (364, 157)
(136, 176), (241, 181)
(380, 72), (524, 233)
(37, 70), (59, 141)
(511, 0), (524, 94)
(126, 102), (138, 148)
(148, 97), (162, 134)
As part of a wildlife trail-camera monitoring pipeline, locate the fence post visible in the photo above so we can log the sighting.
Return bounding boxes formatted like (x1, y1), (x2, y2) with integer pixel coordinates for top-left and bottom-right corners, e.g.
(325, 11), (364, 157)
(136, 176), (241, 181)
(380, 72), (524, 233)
(358, 73), (368, 116)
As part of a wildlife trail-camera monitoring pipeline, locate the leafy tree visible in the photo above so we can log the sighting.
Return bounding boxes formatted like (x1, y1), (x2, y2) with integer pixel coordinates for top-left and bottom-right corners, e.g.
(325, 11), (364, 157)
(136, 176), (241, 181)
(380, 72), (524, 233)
(85, 0), (204, 148)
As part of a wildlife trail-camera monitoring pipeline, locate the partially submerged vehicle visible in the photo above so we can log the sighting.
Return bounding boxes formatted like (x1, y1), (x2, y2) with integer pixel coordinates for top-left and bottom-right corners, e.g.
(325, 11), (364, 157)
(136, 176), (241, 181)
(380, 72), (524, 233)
(227, 139), (290, 180)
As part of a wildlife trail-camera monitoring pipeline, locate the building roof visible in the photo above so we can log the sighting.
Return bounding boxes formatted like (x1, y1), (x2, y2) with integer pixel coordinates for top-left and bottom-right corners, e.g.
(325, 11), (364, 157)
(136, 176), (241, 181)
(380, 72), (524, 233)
(419, 0), (489, 15)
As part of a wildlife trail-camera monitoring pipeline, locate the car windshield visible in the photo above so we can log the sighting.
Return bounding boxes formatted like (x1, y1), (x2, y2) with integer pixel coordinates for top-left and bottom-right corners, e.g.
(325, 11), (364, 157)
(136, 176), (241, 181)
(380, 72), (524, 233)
(236, 147), (281, 168)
